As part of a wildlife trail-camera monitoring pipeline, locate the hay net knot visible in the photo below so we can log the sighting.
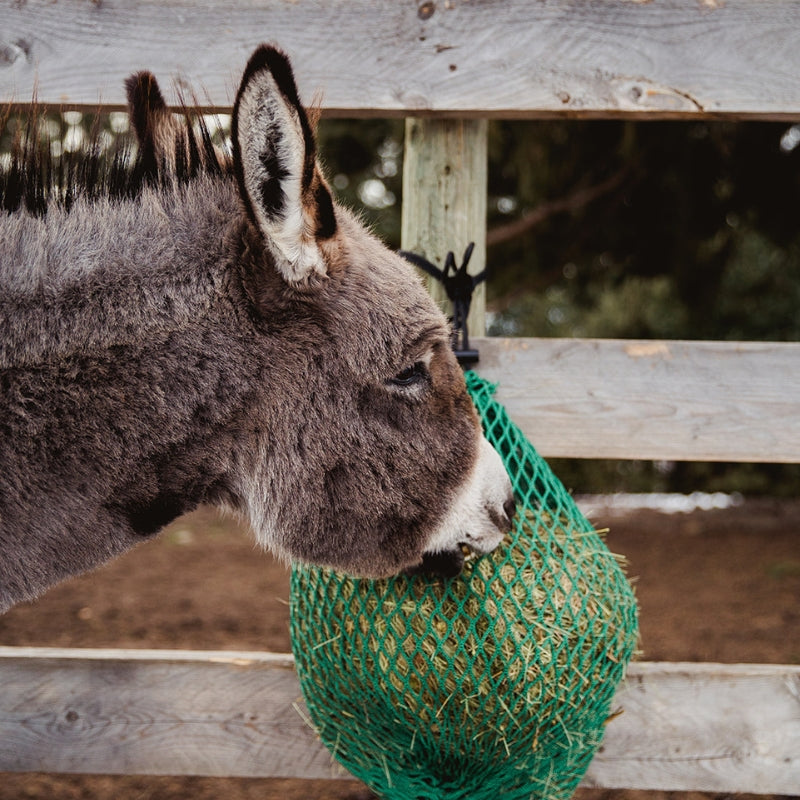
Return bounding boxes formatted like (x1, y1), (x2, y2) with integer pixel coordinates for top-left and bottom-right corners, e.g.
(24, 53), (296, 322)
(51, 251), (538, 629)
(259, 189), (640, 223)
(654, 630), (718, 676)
(290, 370), (639, 800)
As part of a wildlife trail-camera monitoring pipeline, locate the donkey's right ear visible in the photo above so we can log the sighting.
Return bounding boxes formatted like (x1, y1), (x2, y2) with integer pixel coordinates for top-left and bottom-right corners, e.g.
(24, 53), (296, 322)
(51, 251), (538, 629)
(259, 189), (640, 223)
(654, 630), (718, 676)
(232, 45), (334, 286)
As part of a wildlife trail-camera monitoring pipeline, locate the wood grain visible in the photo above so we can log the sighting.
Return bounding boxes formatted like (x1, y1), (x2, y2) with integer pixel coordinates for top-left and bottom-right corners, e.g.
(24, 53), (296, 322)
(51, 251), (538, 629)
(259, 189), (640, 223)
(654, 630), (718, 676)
(585, 662), (800, 793)
(0, 648), (798, 792)
(473, 337), (800, 463)
(401, 118), (488, 337)
(3, 0), (800, 118)
(0, 648), (338, 779)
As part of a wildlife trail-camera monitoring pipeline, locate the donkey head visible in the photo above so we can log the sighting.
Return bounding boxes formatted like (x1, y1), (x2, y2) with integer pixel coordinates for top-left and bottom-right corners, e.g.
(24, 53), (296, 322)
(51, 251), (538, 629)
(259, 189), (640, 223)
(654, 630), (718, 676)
(130, 46), (515, 577)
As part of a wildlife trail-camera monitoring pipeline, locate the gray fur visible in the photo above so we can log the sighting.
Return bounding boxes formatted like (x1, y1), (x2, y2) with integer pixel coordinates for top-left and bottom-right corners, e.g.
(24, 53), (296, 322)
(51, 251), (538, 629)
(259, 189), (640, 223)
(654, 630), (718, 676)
(0, 46), (512, 612)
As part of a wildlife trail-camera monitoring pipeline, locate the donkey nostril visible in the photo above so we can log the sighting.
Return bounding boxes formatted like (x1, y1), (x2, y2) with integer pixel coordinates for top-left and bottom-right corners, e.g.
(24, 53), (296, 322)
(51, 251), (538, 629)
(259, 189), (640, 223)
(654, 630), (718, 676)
(489, 496), (518, 534)
(503, 497), (517, 526)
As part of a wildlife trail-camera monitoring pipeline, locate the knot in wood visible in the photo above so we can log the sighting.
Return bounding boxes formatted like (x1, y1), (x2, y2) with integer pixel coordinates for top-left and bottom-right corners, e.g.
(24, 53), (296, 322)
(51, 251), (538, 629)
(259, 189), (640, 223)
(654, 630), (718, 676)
(418, 2), (436, 21)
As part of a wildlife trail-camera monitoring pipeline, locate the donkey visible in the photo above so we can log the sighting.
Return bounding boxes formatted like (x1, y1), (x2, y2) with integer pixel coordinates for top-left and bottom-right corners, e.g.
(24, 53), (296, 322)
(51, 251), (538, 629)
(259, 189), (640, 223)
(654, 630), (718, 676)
(0, 46), (515, 613)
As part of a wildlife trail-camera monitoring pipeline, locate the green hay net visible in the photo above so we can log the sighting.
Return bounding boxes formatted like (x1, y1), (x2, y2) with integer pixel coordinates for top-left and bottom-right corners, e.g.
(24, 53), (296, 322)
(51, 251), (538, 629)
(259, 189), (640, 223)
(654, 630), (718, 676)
(289, 371), (639, 799)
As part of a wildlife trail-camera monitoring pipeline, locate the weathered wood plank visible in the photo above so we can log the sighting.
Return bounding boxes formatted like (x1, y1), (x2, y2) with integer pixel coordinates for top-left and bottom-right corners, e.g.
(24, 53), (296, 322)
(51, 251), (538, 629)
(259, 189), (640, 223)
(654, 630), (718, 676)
(401, 118), (488, 339)
(3, 0), (800, 118)
(0, 649), (798, 793)
(473, 337), (800, 463)
(0, 648), (338, 779)
(584, 662), (800, 793)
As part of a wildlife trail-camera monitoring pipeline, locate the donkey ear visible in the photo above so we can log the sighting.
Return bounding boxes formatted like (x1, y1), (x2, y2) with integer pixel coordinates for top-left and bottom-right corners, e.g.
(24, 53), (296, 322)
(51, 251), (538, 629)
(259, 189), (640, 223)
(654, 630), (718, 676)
(126, 71), (165, 175)
(126, 72), (168, 140)
(125, 71), (180, 174)
(232, 45), (336, 285)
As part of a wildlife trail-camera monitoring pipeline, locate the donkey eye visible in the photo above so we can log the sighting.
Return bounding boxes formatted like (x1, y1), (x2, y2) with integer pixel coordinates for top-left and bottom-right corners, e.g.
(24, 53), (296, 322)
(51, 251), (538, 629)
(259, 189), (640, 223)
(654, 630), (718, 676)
(390, 362), (428, 388)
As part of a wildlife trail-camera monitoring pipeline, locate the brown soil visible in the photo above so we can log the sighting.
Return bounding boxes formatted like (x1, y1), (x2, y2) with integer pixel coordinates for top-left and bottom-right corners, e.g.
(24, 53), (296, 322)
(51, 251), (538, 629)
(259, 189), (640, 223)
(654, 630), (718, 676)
(1, 499), (798, 800)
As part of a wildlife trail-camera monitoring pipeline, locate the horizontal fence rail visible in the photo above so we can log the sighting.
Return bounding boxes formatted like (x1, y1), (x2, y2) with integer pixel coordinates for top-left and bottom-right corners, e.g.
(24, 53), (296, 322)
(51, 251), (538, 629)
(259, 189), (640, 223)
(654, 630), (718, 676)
(474, 337), (800, 463)
(0, 648), (798, 793)
(4, 0), (800, 117)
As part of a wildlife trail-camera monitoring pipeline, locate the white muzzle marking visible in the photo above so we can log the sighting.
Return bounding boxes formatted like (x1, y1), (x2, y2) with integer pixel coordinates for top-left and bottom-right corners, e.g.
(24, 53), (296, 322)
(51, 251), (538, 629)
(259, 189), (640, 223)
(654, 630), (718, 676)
(425, 436), (514, 556)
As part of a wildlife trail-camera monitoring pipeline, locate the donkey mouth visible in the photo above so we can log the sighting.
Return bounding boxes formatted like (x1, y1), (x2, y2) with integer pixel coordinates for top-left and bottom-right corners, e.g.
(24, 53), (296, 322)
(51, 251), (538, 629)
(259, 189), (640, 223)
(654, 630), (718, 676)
(404, 547), (466, 579)
(409, 493), (517, 580)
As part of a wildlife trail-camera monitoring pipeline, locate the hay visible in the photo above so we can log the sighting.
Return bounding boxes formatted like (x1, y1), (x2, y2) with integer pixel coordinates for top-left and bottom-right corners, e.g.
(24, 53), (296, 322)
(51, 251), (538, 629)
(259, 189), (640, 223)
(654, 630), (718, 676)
(301, 511), (627, 728)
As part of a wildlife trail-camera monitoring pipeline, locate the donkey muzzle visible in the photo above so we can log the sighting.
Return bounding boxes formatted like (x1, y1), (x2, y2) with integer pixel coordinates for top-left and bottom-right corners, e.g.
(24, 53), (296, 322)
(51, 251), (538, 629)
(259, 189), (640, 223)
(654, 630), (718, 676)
(421, 437), (516, 573)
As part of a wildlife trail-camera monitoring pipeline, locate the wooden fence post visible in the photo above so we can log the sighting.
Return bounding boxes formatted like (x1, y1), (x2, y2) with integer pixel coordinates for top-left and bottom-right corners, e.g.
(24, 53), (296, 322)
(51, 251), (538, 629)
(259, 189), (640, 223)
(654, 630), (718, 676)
(401, 118), (488, 337)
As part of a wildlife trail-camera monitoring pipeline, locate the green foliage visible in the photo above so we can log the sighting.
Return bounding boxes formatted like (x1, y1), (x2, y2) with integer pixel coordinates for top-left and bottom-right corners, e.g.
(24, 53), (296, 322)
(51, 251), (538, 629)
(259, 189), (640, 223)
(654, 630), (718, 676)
(491, 275), (689, 339)
(549, 458), (800, 499)
(714, 231), (800, 341)
(317, 118), (404, 244)
(486, 119), (800, 347)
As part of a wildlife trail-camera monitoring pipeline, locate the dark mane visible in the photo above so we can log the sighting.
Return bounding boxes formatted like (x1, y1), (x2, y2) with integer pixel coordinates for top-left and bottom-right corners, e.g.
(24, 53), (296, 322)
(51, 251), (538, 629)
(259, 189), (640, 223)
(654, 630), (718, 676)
(0, 108), (227, 217)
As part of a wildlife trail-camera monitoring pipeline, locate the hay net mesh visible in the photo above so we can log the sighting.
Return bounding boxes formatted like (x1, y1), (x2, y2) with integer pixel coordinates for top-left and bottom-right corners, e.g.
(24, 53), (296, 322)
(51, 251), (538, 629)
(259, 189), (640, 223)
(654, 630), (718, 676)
(290, 371), (639, 800)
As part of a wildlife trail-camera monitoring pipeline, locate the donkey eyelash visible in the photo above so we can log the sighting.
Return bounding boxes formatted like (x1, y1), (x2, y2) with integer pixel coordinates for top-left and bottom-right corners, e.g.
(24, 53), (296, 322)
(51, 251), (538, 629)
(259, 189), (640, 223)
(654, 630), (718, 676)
(388, 361), (429, 389)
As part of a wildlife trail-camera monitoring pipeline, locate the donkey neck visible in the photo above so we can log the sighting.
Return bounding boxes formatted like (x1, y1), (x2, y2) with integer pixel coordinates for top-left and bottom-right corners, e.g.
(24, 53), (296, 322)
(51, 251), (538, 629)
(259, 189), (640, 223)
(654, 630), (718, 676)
(0, 175), (241, 369)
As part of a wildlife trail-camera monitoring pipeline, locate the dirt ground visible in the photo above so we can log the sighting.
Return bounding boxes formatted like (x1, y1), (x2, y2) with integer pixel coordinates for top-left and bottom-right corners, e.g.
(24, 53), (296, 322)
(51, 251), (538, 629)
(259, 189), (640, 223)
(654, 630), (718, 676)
(1, 498), (798, 800)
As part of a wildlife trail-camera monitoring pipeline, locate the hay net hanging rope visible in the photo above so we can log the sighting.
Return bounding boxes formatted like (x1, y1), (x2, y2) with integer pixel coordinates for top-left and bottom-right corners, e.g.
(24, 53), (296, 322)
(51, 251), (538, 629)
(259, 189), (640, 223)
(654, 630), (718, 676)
(290, 371), (639, 800)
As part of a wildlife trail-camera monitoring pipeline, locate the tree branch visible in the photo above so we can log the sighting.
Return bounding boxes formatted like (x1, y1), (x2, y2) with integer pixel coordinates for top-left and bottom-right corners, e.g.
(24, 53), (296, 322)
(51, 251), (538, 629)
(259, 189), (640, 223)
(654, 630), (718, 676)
(487, 167), (631, 248)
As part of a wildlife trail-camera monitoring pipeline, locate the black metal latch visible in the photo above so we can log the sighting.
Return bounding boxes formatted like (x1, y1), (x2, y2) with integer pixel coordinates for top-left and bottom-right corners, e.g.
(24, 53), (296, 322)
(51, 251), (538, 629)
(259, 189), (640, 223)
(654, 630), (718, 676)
(400, 242), (486, 366)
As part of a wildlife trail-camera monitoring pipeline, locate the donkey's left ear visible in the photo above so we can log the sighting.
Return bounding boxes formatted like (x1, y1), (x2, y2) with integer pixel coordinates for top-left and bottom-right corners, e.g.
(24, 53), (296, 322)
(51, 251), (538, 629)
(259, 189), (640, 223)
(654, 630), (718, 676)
(232, 45), (337, 285)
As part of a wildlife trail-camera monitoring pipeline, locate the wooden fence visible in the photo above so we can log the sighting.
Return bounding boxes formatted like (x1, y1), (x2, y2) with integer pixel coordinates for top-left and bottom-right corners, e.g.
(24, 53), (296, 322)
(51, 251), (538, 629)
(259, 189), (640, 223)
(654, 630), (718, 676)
(2, 0), (799, 794)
